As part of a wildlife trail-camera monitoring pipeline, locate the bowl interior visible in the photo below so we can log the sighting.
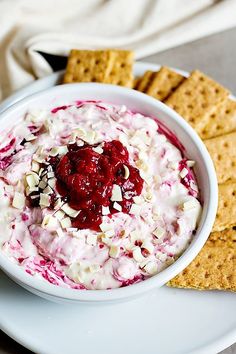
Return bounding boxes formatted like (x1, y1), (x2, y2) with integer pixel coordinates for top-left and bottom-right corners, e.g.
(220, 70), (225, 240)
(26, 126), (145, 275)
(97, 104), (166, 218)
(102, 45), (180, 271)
(0, 83), (218, 303)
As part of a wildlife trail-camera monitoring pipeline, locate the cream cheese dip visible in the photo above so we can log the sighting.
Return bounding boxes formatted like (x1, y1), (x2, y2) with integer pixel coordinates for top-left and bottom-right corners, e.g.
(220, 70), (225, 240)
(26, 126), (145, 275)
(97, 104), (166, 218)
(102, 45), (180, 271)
(0, 101), (201, 290)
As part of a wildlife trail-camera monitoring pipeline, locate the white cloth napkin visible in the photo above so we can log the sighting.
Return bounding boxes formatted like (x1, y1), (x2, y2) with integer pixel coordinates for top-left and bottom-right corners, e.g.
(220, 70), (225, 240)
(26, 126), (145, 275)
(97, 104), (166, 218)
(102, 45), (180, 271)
(0, 0), (236, 101)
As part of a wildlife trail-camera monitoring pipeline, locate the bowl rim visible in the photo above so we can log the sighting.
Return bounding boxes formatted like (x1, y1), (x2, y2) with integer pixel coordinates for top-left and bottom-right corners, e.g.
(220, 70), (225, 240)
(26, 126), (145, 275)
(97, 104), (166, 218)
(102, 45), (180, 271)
(0, 82), (218, 302)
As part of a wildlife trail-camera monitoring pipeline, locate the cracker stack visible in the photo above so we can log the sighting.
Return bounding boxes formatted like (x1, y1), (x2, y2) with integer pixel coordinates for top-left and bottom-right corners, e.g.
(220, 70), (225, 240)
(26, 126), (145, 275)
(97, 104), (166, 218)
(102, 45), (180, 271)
(63, 49), (134, 87)
(136, 66), (236, 292)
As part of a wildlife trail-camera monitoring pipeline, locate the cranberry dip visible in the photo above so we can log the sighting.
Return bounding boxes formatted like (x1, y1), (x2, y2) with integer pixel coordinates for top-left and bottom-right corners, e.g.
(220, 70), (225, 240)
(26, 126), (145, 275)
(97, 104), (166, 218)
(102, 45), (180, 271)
(0, 101), (201, 290)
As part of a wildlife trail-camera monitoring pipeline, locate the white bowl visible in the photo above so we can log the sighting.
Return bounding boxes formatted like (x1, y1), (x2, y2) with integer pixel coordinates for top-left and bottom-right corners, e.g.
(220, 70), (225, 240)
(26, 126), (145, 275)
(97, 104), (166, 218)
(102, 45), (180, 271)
(0, 83), (218, 304)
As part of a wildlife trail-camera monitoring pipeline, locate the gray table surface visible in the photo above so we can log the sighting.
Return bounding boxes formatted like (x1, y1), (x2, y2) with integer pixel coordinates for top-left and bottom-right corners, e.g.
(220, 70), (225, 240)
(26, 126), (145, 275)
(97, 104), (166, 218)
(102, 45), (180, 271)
(0, 26), (236, 354)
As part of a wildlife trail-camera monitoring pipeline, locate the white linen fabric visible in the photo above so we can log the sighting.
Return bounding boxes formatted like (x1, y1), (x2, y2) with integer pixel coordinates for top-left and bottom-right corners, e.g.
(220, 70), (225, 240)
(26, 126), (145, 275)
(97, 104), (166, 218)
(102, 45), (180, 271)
(0, 0), (236, 100)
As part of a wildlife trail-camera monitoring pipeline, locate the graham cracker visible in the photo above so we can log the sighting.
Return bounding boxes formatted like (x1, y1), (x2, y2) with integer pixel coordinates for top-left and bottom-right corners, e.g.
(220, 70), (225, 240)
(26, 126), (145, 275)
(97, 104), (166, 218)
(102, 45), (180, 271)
(204, 131), (236, 184)
(165, 70), (230, 132)
(200, 99), (236, 140)
(145, 67), (184, 101)
(104, 50), (134, 87)
(167, 227), (236, 291)
(133, 76), (141, 89)
(63, 49), (115, 84)
(135, 71), (155, 92)
(213, 182), (236, 232)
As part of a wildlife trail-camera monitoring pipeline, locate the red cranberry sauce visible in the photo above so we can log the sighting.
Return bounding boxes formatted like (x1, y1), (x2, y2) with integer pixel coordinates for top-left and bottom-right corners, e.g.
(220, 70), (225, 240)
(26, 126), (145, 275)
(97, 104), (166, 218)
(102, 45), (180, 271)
(52, 140), (144, 231)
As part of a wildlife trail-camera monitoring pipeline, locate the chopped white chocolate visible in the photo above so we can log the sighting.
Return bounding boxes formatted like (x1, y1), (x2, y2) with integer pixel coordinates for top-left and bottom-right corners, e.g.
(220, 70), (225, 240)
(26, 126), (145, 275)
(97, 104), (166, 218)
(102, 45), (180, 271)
(133, 196), (144, 205)
(38, 180), (47, 189)
(186, 160), (195, 167)
(153, 227), (165, 239)
(101, 236), (112, 246)
(179, 168), (188, 178)
(54, 198), (63, 210)
(39, 193), (50, 207)
(42, 215), (57, 229)
(111, 184), (123, 202)
(31, 161), (40, 173)
(144, 191), (153, 202)
(132, 246), (145, 262)
(139, 258), (151, 268)
(144, 261), (158, 275)
(26, 174), (39, 188)
(129, 204), (142, 215)
(84, 130), (96, 144)
(47, 172), (55, 179)
(26, 133), (37, 142)
(123, 165), (130, 179)
(102, 206), (110, 216)
(130, 230), (142, 243)
(86, 234), (97, 246)
(61, 204), (80, 217)
(99, 222), (113, 233)
(182, 199), (199, 211)
(49, 145), (68, 156)
(12, 192), (25, 209)
(104, 229), (115, 238)
(142, 240), (154, 254)
(113, 202), (122, 212)
(56, 228), (64, 238)
(43, 186), (53, 195)
(93, 146), (103, 154)
(109, 245), (120, 258)
(60, 217), (72, 229)
(89, 264), (100, 273)
(135, 159), (148, 172)
(48, 178), (56, 188)
(54, 210), (65, 220)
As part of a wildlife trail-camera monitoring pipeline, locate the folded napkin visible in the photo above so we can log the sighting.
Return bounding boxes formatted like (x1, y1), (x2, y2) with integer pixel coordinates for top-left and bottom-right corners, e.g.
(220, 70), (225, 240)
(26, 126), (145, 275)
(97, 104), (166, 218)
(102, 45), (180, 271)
(0, 0), (236, 101)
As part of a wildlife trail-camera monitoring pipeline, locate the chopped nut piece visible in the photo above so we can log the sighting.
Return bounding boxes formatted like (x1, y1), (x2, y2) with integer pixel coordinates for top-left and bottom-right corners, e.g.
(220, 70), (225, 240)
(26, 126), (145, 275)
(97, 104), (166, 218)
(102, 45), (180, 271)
(123, 165), (130, 179)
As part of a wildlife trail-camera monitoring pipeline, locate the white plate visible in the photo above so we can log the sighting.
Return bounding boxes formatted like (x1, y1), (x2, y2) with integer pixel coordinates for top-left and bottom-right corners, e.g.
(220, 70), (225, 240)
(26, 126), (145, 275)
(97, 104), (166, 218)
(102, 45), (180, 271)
(0, 62), (235, 354)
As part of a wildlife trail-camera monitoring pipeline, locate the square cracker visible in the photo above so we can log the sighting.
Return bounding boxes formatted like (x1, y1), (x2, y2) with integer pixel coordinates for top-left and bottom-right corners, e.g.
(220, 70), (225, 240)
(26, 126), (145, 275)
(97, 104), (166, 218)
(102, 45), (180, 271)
(104, 50), (134, 87)
(204, 131), (236, 184)
(165, 70), (230, 132)
(135, 70), (155, 92)
(63, 49), (115, 84)
(167, 227), (236, 291)
(145, 67), (184, 101)
(200, 98), (236, 140)
(213, 182), (236, 232)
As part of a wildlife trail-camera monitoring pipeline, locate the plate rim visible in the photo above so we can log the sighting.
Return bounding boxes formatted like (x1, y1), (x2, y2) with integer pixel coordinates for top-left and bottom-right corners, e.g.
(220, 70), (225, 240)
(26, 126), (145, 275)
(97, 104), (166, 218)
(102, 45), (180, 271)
(0, 61), (235, 354)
